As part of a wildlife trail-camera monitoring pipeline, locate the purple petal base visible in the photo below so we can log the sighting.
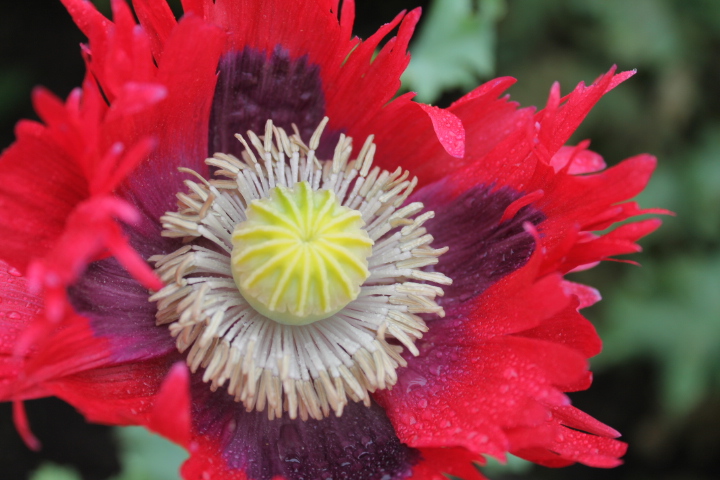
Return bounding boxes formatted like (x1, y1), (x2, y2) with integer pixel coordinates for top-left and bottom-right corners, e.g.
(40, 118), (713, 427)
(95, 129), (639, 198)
(209, 46), (340, 159)
(68, 255), (175, 363)
(192, 377), (419, 480)
(414, 181), (544, 310)
(68, 219), (182, 363)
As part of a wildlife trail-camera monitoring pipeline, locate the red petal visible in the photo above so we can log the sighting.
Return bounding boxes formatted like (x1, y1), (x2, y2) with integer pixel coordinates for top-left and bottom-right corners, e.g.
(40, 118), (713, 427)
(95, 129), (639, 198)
(13, 400), (41, 451)
(180, 0), (204, 16)
(0, 124), (88, 273)
(513, 425), (627, 468)
(60, 0), (112, 48)
(105, 82), (167, 122)
(46, 355), (177, 427)
(131, 0), (177, 61)
(11, 313), (111, 398)
(181, 441), (248, 480)
(560, 280), (602, 309)
(378, 333), (589, 458)
(0, 261), (43, 365)
(500, 189), (544, 224)
(552, 405), (621, 438)
(550, 143), (606, 174)
(519, 299), (603, 363)
(536, 67), (635, 155)
(563, 218), (662, 268)
(117, 14), (224, 188)
(410, 447), (486, 480)
(417, 104), (465, 158)
(25, 195), (162, 322)
(147, 362), (192, 447)
(371, 77), (528, 188)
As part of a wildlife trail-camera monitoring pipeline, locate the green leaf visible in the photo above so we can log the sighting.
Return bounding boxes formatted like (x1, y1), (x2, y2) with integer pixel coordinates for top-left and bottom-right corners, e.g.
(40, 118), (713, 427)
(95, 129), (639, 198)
(596, 254), (720, 416)
(112, 427), (188, 480)
(480, 453), (533, 476)
(30, 464), (83, 480)
(401, 0), (503, 103)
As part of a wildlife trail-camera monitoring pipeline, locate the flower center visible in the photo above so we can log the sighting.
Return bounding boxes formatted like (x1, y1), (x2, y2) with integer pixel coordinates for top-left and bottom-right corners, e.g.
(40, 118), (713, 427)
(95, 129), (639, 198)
(149, 118), (452, 421)
(231, 181), (373, 325)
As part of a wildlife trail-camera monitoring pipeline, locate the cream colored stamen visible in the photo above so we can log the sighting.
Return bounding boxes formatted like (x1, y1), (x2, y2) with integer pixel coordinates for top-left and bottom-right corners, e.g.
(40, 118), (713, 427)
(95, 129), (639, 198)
(149, 118), (451, 421)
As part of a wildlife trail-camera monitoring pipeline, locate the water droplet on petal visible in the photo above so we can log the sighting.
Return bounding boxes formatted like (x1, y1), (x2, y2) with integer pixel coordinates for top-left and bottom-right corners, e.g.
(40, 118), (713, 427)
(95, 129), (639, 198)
(7, 267), (22, 277)
(401, 369), (427, 393)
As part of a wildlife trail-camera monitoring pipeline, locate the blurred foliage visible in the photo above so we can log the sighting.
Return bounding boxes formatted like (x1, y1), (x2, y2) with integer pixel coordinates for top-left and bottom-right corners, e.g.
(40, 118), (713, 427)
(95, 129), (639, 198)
(600, 254), (720, 416)
(30, 464), (80, 480)
(111, 427), (188, 480)
(401, 0), (502, 102)
(27, 427), (186, 480)
(110, 428), (186, 480)
(2, 0), (720, 479)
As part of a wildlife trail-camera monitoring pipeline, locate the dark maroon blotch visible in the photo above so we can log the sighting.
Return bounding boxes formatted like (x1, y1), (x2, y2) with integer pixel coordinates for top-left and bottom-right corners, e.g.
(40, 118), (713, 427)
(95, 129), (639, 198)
(68, 226), (179, 363)
(209, 47), (334, 159)
(192, 379), (419, 480)
(414, 181), (544, 309)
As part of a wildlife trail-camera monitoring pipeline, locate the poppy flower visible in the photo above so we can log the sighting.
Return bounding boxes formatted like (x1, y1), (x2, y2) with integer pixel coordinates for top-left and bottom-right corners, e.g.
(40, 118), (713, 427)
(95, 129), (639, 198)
(0, 0), (663, 479)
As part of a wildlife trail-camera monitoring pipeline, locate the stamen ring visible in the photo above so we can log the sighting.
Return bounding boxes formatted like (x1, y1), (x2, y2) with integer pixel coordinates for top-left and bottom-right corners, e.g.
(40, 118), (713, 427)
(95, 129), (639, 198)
(149, 118), (451, 421)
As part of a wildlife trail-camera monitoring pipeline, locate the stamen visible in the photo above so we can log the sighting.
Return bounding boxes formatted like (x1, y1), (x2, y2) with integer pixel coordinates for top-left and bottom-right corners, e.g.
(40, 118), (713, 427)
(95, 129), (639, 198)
(150, 118), (451, 420)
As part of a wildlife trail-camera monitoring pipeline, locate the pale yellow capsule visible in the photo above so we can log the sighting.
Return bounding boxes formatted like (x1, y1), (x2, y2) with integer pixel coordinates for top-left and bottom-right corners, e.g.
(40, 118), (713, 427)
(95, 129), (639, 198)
(231, 181), (373, 325)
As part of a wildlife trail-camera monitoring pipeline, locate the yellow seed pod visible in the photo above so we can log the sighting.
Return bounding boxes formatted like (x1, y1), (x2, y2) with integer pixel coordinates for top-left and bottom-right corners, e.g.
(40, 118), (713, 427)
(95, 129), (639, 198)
(231, 182), (374, 325)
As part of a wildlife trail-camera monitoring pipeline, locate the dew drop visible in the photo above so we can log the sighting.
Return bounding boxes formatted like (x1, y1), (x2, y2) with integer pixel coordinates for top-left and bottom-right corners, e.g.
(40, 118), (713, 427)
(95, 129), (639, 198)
(224, 419), (237, 435)
(8, 312), (21, 320)
(401, 369), (428, 394)
(7, 267), (22, 277)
